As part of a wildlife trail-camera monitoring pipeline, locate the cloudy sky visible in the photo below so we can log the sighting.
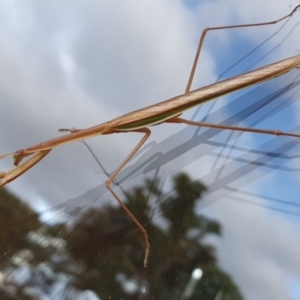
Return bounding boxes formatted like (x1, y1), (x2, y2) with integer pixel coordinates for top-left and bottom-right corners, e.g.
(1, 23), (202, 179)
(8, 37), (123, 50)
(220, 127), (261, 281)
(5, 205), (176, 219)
(1, 0), (300, 299)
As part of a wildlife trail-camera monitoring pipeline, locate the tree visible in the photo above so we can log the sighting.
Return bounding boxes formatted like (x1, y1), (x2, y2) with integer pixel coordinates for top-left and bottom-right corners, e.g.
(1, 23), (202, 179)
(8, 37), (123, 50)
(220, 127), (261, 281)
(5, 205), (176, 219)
(0, 188), (41, 263)
(0, 173), (244, 299)
(67, 173), (244, 299)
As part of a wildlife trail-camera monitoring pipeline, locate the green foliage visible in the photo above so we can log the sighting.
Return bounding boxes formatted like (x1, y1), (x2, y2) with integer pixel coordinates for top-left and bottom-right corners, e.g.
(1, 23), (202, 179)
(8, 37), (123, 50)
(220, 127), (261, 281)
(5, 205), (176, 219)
(0, 173), (244, 299)
(66, 173), (243, 299)
(0, 188), (41, 262)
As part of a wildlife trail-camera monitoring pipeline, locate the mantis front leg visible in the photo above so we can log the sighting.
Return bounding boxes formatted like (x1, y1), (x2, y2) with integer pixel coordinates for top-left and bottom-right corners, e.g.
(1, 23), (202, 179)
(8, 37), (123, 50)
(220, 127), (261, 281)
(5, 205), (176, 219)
(0, 150), (51, 186)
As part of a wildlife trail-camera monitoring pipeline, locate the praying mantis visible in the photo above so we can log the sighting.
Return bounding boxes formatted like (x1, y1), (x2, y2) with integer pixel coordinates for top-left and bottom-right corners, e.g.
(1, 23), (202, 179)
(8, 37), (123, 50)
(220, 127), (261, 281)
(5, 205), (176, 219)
(1, 5), (300, 267)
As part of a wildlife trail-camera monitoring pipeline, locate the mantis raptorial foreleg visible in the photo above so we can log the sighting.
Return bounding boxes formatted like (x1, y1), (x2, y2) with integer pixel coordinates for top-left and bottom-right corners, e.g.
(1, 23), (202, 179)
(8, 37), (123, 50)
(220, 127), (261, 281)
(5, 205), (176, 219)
(0, 149), (51, 185)
(0, 6), (300, 267)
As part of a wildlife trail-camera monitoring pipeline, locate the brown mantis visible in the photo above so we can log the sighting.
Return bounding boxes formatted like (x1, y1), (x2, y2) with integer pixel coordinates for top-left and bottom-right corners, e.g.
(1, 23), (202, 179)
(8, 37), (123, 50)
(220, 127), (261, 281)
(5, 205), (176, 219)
(1, 5), (300, 267)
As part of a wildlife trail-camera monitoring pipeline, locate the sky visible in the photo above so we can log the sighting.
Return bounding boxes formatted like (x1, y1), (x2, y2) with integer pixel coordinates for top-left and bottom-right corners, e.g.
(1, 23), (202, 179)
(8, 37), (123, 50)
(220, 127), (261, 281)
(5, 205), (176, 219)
(1, 0), (300, 299)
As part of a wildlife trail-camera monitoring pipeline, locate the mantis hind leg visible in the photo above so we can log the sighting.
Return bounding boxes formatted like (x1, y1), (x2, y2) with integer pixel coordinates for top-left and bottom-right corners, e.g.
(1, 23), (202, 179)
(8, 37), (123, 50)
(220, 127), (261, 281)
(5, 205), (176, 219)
(185, 5), (300, 94)
(167, 117), (300, 139)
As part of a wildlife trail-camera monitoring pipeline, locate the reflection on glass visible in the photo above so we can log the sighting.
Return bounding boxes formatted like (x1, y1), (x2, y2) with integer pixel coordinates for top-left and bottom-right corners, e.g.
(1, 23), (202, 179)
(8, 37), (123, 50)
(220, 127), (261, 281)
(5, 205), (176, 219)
(0, 173), (244, 299)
